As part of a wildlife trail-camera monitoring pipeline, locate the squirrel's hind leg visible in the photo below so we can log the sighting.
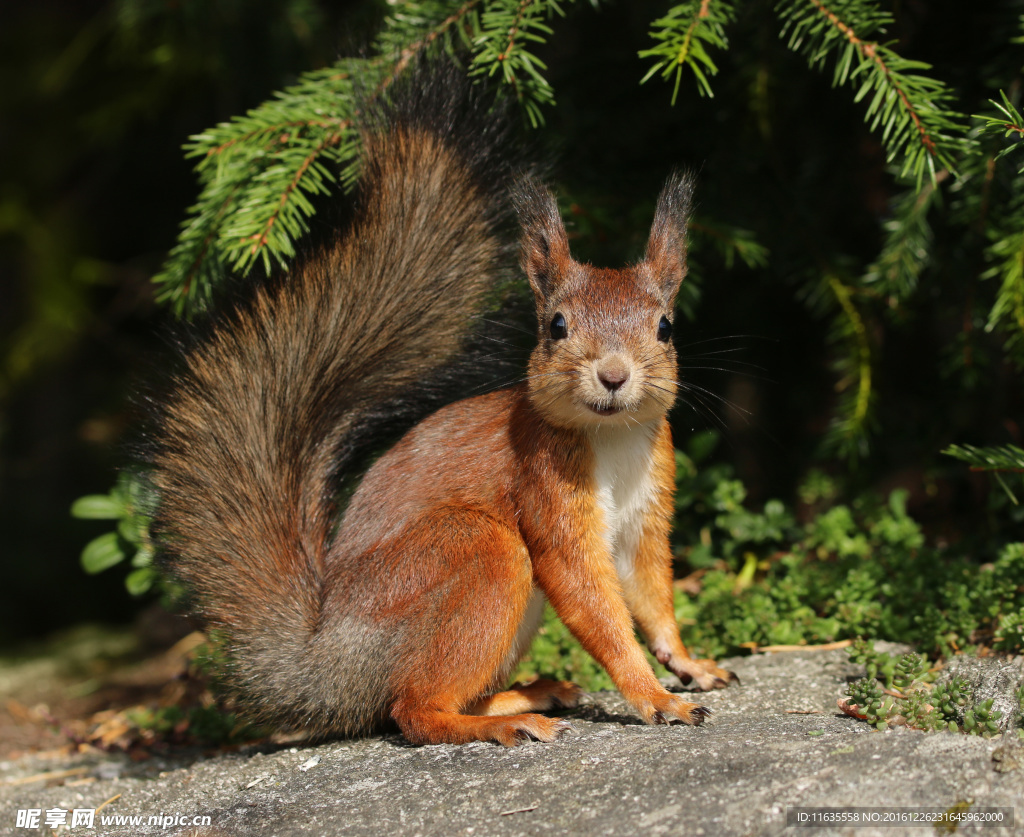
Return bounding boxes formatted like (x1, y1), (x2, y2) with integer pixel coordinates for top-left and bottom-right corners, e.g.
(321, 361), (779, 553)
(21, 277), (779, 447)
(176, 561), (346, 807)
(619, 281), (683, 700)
(385, 510), (570, 746)
(466, 679), (583, 717)
(393, 706), (572, 746)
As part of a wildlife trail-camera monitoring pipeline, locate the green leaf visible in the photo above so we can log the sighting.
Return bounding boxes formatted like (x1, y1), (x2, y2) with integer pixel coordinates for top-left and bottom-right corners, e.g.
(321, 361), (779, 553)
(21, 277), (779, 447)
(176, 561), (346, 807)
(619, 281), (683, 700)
(71, 494), (123, 519)
(81, 532), (127, 574)
(131, 542), (155, 568)
(125, 567), (157, 596)
(687, 429), (721, 464)
(117, 514), (144, 545)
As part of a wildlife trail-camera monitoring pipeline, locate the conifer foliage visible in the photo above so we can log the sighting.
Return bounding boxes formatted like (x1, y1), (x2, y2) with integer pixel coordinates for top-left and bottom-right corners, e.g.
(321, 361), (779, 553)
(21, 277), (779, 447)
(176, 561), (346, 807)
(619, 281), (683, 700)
(155, 1), (1024, 460)
(776, 0), (966, 184)
(154, 0), (590, 315)
(79, 0), (1024, 590)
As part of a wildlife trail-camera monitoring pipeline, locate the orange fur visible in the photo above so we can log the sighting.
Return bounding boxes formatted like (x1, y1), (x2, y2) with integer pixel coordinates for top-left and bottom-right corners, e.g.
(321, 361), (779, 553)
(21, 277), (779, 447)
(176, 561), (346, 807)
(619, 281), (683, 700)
(154, 76), (732, 747)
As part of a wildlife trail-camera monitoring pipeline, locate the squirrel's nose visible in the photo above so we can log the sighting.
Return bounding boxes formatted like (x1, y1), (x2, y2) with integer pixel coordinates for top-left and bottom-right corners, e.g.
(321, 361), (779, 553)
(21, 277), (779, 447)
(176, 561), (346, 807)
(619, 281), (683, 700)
(598, 365), (630, 392)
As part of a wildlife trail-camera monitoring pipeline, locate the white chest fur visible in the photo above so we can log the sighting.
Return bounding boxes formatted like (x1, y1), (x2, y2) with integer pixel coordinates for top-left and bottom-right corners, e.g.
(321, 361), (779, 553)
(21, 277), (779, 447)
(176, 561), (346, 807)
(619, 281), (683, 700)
(589, 424), (659, 582)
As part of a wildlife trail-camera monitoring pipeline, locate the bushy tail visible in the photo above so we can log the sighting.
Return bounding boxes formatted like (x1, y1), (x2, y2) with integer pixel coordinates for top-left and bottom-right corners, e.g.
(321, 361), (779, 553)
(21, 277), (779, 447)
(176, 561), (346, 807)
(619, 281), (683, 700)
(152, 66), (519, 732)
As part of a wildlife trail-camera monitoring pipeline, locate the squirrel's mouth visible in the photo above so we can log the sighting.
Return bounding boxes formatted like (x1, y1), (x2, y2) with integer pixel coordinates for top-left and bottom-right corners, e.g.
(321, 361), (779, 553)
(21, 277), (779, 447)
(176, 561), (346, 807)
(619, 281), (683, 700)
(589, 403), (622, 416)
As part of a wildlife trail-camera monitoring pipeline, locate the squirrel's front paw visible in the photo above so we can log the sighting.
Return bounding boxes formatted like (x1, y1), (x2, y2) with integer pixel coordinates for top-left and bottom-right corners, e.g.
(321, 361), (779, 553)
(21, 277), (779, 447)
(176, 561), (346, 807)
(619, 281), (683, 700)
(636, 692), (710, 726)
(665, 656), (738, 691)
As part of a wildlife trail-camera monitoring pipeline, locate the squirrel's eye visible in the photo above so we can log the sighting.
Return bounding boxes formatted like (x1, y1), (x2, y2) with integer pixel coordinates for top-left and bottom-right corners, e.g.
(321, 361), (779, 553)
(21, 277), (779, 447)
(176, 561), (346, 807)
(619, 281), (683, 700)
(550, 313), (568, 340)
(657, 316), (673, 343)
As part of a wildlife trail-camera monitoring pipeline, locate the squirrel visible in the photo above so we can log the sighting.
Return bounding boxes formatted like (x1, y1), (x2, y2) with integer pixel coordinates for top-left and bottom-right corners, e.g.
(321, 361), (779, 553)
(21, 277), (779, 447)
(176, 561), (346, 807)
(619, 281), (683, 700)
(152, 63), (735, 747)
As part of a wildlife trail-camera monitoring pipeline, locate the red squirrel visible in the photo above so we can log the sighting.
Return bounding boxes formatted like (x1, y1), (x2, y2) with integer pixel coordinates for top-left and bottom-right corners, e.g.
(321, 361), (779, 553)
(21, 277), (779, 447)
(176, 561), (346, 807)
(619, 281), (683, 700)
(152, 65), (735, 747)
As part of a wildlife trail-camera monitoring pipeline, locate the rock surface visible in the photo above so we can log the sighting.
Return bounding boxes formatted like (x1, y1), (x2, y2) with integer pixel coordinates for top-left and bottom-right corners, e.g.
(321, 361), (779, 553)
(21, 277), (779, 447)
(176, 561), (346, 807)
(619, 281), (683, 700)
(2, 645), (1021, 836)
(940, 655), (1024, 734)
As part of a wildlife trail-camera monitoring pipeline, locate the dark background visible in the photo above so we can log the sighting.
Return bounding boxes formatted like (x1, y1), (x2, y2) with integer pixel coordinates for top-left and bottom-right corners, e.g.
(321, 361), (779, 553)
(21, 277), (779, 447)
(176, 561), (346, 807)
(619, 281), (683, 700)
(2, 0), (1020, 644)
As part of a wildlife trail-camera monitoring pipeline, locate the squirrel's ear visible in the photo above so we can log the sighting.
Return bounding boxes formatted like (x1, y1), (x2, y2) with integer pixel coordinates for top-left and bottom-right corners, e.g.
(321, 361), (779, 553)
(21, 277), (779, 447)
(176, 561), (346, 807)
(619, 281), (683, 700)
(645, 171), (694, 305)
(512, 177), (571, 303)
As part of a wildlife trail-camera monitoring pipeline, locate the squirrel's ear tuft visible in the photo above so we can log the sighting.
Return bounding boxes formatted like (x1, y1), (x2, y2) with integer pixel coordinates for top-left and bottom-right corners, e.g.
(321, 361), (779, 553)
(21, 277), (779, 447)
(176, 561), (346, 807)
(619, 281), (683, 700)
(512, 176), (571, 303)
(645, 171), (695, 305)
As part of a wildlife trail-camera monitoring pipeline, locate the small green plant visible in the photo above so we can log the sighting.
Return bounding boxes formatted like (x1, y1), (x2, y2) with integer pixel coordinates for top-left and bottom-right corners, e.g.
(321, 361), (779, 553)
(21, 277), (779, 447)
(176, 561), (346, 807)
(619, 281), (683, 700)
(847, 637), (899, 686)
(78, 634), (270, 752)
(929, 678), (971, 727)
(844, 676), (895, 731)
(72, 469), (157, 595)
(962, 699), (1003, 738)
(840, 641), (1002, 736)
(119, 703), (266, 748)
(670, 445), (1024, 659)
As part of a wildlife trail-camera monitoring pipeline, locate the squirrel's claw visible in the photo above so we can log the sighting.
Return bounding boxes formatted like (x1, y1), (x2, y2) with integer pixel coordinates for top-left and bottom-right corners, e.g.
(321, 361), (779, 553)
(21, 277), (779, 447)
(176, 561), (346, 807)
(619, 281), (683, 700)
(670, 657), (737, 692)
(691, 705), (712, 723)
(644, 694), (711, 727)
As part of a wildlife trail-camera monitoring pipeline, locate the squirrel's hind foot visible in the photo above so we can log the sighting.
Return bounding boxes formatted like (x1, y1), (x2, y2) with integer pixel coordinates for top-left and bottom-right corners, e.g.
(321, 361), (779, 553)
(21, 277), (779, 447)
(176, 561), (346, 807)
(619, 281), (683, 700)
(393, 706), (573, 747)
(467, 678), (583, 716)
(669, 657), (739, 691)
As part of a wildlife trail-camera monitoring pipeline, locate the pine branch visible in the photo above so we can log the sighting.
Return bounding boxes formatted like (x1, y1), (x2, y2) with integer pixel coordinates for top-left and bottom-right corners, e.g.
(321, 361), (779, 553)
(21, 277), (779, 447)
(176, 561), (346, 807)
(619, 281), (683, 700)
(861, 171), (947, 302)
(983, 188), (1024, 365)
(825, 272), (873, 460)
(975, 91), (1024, 174)
(639, 1), (737, 102)
(153, 1), (585, 312)
(683, 217), (769, 320)
(153, 61), (370, 312)
(944, 443), (1024, 472)
(944, 443), (1024, 503)
(776, 0), (966, 187)
(469, 0), (576, 127)
(688, 218), (769, 270)
(155, 3), (489, 313)
(801, 267), (874, 461)
(374, 0), (485, 78)
(978, 79), (1024, 364)
(152, 182), (236, 314)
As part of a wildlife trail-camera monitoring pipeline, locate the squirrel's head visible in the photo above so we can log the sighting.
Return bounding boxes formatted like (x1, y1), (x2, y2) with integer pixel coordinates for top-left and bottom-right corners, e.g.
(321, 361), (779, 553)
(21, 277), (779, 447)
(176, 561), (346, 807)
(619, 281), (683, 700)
(513, 173), (693, 431)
